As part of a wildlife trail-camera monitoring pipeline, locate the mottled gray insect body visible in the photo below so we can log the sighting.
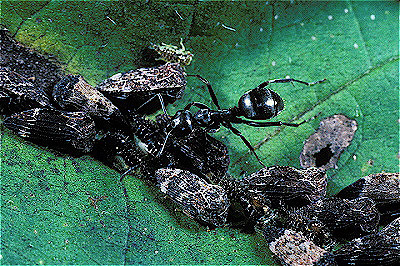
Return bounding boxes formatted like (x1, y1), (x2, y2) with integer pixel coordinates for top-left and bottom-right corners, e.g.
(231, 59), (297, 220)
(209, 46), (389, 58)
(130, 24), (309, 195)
(52, 74), (125, 128)
(95, 63), (186, 114)
(337, 172), (400, 221)
(242, 166), (327, 209)
(334, 217), (400, 265)
(290, 197), (380, 240)
(0, 67), (50, 114)
(4, 108), (96, 154)
(155, 168), (230, 227)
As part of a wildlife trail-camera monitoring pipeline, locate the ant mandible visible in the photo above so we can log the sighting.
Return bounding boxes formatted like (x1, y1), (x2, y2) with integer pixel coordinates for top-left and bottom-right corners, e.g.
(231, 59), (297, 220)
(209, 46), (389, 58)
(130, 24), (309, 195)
(161, 75), (327, 167)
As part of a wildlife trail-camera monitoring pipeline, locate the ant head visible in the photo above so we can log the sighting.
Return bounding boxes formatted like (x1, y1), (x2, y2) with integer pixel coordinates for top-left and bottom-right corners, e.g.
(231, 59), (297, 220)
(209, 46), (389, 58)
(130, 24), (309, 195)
(171, 110), (193, 136)
(193, 109), (221, 132)
(238, 87), (284, 120)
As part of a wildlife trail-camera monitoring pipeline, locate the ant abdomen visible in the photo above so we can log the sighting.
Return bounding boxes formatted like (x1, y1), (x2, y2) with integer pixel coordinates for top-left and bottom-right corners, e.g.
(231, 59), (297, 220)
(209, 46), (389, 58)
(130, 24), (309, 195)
(238, 88), (284, 120)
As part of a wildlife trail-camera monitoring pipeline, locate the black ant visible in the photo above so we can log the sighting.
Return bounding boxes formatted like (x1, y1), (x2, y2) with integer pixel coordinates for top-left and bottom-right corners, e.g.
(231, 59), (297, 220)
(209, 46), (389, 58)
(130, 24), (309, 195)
(161, 75), (327, 167)
(120, 75), (326, 179)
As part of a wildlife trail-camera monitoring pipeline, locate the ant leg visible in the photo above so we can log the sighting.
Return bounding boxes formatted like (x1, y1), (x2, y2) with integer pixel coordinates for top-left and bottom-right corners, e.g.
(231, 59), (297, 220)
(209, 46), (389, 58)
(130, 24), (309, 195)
(188, 74), (221, 109)
(257, 78), (327, 89)
(222, 121), (266, 168)
(183, 101), (210, 111)
(230, 117), (305, 127)
(230, 112), (321, 127)
(135, 93), (168, 115)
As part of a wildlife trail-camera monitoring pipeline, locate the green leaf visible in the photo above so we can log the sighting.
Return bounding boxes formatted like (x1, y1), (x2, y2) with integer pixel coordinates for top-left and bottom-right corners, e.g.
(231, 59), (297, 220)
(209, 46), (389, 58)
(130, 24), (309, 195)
(1, 1), (398, 265)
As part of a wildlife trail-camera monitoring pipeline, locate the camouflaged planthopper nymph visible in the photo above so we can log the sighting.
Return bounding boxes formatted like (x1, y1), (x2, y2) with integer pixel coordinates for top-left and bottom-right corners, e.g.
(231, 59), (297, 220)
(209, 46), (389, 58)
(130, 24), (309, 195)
(155, 168), (230, 227)
(95, 63), (187, 115)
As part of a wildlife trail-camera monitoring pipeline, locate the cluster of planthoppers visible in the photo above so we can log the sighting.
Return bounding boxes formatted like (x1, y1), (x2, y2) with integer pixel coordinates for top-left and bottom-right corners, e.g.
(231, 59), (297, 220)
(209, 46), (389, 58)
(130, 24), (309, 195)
(1, 31), (399, 266)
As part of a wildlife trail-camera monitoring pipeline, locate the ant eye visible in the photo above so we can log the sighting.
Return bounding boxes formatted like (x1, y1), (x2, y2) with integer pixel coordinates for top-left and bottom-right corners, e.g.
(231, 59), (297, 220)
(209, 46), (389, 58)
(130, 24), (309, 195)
(238, 88), (284, 120)
(193, 109), (211, 126)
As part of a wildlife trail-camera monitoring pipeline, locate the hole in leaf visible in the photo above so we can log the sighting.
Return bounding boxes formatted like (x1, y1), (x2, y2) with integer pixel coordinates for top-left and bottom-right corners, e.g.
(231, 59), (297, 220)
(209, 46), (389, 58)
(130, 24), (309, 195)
(313, 144), (334, 167)
(300, 114), (358, 170)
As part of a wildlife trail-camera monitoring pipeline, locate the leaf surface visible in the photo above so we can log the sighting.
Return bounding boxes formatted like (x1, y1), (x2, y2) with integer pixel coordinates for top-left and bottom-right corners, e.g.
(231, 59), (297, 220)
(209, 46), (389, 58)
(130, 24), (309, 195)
(1, 1), (398, 264)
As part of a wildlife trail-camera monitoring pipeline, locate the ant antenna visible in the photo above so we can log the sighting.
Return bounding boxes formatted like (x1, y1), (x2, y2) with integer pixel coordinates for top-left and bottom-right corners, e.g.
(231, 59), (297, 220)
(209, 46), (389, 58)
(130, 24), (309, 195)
(135, 93), (168, 115)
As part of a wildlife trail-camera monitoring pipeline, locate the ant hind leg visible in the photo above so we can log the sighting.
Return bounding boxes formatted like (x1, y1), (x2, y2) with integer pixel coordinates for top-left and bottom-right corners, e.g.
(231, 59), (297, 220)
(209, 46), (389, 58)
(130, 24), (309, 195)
(222, 122), (266, 168)
(257, 78), (327, 89)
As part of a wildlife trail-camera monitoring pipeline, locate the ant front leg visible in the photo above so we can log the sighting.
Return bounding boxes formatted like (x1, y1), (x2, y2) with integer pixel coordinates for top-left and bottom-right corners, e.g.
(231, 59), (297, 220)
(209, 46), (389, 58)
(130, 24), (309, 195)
(257, 78), (327, 89)
(183, 101), (210, 111)
(188, 74), (221, 109)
